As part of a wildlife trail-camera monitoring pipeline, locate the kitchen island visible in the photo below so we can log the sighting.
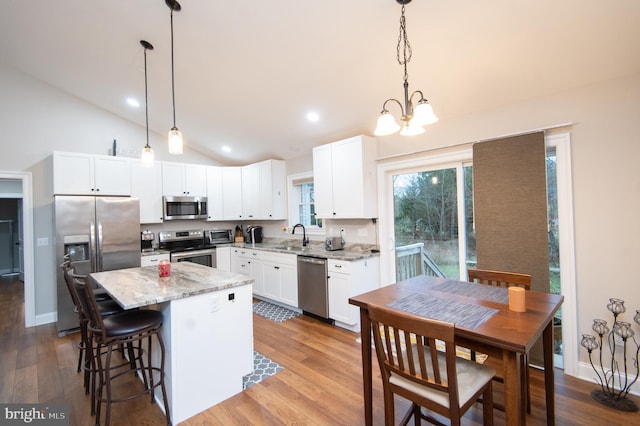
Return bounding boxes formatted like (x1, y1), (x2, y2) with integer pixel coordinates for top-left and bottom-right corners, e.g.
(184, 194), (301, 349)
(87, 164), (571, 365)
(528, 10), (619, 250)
(89, 262), (254, 424)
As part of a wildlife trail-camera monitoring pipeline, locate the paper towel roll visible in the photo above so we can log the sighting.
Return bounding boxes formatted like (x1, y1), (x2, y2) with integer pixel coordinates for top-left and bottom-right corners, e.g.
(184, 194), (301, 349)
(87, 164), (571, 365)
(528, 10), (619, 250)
(508, 286), (526, 312)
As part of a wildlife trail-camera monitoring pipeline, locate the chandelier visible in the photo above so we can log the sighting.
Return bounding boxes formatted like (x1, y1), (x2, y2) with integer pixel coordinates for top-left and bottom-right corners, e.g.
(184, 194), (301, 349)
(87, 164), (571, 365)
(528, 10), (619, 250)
(140, 40), (155, 167)
(374, 0), (438, 137)
(166, 0), (183, 154)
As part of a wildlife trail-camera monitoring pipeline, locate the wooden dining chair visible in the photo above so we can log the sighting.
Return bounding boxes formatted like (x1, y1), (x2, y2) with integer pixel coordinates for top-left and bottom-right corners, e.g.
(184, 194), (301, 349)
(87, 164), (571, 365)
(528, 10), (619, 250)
(369, 303), (495, 426)
(467, 267), (532, 414)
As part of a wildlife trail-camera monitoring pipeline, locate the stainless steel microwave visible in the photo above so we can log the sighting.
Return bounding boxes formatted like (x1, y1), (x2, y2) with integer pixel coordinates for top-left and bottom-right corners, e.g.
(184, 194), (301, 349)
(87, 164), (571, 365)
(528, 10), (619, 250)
(163, 196), (208, 220)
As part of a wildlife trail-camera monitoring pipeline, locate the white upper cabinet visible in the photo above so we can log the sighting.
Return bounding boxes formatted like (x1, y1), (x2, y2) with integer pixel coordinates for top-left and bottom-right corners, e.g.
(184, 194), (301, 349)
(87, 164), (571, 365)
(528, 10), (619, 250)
(161, 161), (207, 197)
(205, 166), (224, 221)
(313, 135), (377, 219)
(221, 166), (243, 220)
(130, 159), (164, 223)
(241, 160), (286, 220)
(241, 163), (260, 219)
(53, 151), (131, 196)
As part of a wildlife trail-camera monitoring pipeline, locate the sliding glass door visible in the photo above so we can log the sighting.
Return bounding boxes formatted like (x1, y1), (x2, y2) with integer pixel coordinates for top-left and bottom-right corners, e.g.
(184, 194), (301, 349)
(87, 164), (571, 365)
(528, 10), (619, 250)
(392, 163), (473, 282)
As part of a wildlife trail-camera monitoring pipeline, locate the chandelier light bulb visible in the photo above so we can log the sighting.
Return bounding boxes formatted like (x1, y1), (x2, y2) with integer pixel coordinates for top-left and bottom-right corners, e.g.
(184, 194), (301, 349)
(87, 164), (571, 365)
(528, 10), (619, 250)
(374, 111), (401, 136)
(399, 119), (425, 136)
(412, 100), (438, 126)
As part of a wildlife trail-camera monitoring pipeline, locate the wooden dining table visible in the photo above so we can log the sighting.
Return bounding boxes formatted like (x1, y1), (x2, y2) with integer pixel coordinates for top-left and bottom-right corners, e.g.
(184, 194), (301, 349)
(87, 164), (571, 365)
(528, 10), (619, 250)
(349, 275), (563, 426)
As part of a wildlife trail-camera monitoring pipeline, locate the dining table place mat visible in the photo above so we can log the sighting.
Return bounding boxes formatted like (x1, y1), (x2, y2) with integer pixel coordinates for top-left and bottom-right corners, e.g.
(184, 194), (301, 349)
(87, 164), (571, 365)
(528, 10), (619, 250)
(387, 293), (499, 330)
(432, 280), (509, 304)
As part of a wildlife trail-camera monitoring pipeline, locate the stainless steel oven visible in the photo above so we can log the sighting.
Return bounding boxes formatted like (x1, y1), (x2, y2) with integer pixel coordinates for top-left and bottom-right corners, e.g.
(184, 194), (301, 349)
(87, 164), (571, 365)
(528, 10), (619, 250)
(158, 229), (218, 268)
(171, 247), (216, 268)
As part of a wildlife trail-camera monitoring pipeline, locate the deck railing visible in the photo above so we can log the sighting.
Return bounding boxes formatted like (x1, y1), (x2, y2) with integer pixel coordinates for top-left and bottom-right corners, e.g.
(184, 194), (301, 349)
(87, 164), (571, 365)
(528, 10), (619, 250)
(395, 242), (446, 281)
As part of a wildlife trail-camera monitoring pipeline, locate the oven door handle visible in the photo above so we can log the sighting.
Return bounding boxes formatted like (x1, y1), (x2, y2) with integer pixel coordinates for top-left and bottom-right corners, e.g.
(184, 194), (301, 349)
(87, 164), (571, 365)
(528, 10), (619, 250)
(171, 248), (216, 262)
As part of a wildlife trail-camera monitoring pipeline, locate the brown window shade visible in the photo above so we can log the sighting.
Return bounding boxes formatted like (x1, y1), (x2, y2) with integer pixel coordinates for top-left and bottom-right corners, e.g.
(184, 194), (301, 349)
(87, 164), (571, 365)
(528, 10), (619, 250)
(472, 132), (549, 294)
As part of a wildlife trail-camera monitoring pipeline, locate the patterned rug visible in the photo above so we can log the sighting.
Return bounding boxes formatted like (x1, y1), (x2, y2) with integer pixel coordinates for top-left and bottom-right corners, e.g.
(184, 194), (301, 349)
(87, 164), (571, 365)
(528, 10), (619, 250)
(243, 351), (284, 389)
(253, 300), (301, 323)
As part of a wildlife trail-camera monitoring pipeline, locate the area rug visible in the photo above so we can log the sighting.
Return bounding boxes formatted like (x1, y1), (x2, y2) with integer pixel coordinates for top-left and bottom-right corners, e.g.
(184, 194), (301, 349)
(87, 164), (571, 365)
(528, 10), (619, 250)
(242, 351), (284, 390)
(253, 300), (301, 323)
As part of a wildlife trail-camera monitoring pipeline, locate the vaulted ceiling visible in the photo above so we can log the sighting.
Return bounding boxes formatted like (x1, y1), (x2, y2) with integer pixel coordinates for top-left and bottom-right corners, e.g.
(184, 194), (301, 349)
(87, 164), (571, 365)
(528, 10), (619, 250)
(2, 0), (639, 164)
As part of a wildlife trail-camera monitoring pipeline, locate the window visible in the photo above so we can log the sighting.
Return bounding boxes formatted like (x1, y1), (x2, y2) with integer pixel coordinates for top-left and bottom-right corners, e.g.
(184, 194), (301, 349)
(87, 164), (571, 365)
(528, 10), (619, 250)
(297, 182), (317, 227)
(288, 172), (324, 234)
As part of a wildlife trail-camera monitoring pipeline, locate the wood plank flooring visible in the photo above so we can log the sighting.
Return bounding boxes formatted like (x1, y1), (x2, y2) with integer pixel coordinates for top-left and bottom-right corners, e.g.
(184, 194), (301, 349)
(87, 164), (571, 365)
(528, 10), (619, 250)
(1, 277), (639, 425)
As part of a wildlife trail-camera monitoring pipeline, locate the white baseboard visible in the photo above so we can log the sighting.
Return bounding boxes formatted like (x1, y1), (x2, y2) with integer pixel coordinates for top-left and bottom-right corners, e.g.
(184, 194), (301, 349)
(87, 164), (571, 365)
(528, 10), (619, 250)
(570, 360), (640, 397)
(35, 311), (56, 326)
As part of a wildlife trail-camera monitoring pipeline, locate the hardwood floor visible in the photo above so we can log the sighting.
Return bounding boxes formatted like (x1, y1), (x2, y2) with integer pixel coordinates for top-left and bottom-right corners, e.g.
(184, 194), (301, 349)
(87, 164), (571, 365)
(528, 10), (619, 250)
(1, 277), (638, 425)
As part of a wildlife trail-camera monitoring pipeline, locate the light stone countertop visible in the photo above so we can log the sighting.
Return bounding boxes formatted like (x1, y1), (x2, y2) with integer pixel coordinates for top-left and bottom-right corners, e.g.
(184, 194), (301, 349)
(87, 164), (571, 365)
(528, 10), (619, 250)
(231, 240), (380, 261)
(88, 262), (254, 310)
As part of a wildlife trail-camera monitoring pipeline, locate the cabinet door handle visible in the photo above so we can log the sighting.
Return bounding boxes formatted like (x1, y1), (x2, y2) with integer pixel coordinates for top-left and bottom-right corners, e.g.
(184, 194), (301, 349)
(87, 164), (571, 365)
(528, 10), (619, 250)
(334, 264), (342, 269)
(274, 266), (280, 270)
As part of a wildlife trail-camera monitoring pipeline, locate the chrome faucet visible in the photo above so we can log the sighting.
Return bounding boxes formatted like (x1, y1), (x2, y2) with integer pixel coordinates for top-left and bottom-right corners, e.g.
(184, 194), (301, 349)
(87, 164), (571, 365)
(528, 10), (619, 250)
(292, 223), (309, 247)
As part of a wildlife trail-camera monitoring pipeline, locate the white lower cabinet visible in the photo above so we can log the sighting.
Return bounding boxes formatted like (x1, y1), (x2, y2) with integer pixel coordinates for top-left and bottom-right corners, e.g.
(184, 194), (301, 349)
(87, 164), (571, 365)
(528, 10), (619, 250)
(216, 246), (231, 271)
(328, 257), (380, 331)
(231, 248), (298, 308)
(261, 252), (298, 307)
(140, 252), (170, 267)
(231, 248), (263, 295)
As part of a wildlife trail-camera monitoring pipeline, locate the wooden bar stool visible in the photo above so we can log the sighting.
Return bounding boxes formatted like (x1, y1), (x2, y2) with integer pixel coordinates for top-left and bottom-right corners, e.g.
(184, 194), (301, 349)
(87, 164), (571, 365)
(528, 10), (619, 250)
(73, 275), (171, 426)
(60, 259), (123, 398)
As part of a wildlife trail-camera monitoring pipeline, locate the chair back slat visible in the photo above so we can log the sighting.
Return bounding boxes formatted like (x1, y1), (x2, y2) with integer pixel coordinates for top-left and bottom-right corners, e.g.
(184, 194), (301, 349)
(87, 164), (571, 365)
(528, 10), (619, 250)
(370, 304), (456, 400)
(467, 268), (531, 290)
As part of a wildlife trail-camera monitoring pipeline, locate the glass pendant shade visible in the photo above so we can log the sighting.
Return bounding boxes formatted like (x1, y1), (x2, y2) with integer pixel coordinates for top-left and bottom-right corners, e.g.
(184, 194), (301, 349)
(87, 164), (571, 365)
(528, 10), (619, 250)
(374, 112), (401, 136)
(141, 146), (154, 167)
(412, 100), (438, 126)
(168, 127), (183, 154)
(399, 119), (426, 136)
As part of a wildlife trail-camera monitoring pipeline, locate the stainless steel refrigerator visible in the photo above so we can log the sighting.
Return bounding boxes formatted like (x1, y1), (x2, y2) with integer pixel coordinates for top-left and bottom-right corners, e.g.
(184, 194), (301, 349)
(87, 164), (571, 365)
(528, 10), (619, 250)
(55, 196), (141, 335)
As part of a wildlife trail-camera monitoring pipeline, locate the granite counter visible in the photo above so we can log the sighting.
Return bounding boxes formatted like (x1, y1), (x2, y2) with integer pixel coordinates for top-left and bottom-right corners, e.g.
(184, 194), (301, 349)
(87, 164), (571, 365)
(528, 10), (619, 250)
(89, 261), (253, 309)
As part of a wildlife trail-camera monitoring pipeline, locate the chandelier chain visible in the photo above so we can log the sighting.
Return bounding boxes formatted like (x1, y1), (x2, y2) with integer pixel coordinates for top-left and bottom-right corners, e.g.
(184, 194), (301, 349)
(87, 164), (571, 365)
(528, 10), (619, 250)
(396, 4), (412, 84)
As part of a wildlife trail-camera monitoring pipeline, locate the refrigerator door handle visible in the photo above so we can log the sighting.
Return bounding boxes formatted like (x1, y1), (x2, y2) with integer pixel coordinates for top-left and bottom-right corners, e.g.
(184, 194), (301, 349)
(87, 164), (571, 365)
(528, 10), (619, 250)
(89, 221), (97, 272)
(96, 221), (104, 271)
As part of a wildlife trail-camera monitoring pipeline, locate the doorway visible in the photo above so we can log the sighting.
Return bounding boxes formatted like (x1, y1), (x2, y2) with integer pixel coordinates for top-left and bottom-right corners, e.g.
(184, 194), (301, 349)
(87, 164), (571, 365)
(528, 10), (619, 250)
(377, 132), (577, 375)
(0, 173), (34, 327)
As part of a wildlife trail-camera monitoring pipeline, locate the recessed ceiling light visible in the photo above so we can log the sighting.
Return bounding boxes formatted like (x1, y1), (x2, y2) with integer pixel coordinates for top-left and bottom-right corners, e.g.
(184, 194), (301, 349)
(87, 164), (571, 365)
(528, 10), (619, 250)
(306, 111), (320, 122)
(127, 98), (140, 107)
(222, 145), (231, 153)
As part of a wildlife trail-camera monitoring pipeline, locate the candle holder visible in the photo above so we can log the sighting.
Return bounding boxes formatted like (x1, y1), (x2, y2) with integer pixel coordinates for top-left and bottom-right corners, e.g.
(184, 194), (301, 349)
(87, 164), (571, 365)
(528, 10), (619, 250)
(580, 298), (639, 412)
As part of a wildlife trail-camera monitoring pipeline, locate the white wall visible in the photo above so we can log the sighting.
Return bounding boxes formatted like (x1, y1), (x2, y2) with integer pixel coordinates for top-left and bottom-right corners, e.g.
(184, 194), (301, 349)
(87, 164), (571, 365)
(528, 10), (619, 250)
(3, 58), (640, 372)
(370, 72), (640, 368)
(0, 63), (218, 321)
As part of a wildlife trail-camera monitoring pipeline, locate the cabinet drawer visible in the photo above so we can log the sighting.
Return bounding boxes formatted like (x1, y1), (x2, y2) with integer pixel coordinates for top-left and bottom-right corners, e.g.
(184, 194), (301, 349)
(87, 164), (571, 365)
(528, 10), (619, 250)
(328, 259), (351, 274)
(141, 253), (170, 267)
(234, 248), (262, 259)
(261, 251), (297, 265)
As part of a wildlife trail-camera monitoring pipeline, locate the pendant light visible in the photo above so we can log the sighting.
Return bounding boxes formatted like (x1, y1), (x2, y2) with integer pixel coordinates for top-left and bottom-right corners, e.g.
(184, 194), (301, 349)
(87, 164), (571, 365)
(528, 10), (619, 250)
(374, 0), (438, 137)
(140, 40), (155, 167)
(166, 0), (183, 154)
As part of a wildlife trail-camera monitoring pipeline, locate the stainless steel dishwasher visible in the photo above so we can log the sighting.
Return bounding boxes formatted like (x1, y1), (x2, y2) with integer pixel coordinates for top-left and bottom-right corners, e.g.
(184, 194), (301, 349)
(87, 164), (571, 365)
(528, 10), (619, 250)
(297, 255), (333, 322)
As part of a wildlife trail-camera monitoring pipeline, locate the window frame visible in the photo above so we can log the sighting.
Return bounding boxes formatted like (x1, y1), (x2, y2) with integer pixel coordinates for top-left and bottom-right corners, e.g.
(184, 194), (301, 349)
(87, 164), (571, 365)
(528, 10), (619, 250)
(287, 171), (326, 236)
